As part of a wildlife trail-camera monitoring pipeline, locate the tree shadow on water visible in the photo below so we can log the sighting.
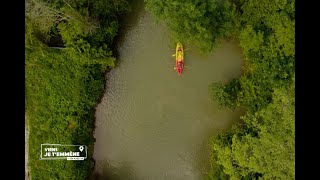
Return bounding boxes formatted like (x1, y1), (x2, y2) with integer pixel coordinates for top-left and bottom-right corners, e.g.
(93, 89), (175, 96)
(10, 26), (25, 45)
(112, 0), (146, 68)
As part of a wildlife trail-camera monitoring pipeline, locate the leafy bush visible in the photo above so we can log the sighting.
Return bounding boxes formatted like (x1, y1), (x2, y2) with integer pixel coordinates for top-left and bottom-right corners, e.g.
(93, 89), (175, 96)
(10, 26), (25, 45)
(25, 0), (130, 179)
(208, 0), (295, 179)
(209, 83), (294, 179)
(145, 0), (236, 52)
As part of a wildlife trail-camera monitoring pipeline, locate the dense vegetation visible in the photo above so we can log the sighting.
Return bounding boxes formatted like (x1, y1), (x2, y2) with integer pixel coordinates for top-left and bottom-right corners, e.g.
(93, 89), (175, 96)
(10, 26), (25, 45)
(146, 0), (237, 52)
(146, 0), (295, 179)
(208, 83), (294, 180)
(25, 0), (130, 179)
(26, 0), (295, 179)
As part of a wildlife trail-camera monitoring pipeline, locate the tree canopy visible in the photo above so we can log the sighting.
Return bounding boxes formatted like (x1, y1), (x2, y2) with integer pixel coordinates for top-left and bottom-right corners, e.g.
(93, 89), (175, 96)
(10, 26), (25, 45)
(146, 0), (237, 52)
(25, 0), (131, 179)
(208, 0), (295, 179)
(208, 83), (294, 179)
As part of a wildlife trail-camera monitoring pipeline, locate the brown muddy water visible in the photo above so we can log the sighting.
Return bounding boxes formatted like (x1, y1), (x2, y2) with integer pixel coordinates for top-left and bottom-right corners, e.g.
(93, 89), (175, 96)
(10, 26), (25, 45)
(92, 2), (244, 180)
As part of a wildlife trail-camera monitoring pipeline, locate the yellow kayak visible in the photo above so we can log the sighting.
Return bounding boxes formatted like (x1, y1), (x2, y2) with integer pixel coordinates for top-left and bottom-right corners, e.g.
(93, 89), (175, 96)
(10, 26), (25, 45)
(175, 42), (184, 76)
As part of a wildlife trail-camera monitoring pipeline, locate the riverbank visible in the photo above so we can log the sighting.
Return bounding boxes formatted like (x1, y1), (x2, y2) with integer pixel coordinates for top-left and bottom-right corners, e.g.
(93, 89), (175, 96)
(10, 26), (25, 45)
(25, 0), (132, 179)
(25, 48), (105, 179)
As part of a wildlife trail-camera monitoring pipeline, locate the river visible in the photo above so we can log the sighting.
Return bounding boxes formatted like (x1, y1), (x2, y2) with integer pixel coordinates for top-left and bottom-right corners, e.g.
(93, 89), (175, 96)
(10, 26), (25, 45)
(92, 2), (244, 180)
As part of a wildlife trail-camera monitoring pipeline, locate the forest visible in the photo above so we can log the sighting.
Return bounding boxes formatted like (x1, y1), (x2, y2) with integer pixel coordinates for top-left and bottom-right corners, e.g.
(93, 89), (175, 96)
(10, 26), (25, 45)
(146, 0), (295, 179)
(26, 0), (294, 179)
(25, 0), (131, 179)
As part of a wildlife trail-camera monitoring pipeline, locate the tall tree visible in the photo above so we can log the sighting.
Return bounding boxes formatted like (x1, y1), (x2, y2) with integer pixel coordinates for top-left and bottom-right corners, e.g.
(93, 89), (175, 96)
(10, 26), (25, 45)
(208, 0), (295, 179)
(209, 82), (295, 179)
(146, 0), (236, 52)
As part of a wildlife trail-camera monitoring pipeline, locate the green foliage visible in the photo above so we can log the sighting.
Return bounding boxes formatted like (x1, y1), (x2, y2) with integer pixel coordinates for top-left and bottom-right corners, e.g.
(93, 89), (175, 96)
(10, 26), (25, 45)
(25, 0), (130, 179)
(209, 83), (294, 179)
(211, 0), (295, 112)
(86, 0), (131, 46)
(145, 0), (236, 52)
(207, 0), (295, 179)
(210, 79), (240, 109)
(26, 49), (100, 179)
(239, 0), (295, 59)
(25, 0), (60, 42)
(239, 25), (264, 55)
